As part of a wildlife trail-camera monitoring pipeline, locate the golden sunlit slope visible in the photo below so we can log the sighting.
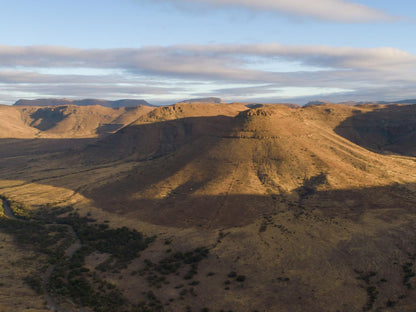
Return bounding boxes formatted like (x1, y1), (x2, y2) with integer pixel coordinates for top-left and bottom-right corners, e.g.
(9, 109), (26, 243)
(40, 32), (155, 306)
(0, 104), (153, 138)
(83, 102), (248, 160)
(0, 105), (39, 138)
(80, 103), (416, 227)
(135, 102), (249, 122)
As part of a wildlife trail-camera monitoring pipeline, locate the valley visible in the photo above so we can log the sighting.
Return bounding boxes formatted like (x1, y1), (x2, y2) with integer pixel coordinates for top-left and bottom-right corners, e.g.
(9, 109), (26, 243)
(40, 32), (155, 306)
(0, 101), (416, 311)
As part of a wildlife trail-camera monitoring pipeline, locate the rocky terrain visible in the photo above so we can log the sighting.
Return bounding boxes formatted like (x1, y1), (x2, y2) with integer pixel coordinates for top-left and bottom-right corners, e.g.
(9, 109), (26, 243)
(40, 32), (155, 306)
(0, 101), (416, 311)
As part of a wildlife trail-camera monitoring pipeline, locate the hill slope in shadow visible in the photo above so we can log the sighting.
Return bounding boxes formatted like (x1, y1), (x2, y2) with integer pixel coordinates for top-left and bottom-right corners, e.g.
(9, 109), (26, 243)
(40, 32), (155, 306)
(335, 104), (416, 157)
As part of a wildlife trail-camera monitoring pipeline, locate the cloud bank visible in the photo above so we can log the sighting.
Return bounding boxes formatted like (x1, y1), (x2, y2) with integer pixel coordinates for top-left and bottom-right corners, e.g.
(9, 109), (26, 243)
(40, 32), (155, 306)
(165, 0), (397, 22)
(0, 44), (415, 104)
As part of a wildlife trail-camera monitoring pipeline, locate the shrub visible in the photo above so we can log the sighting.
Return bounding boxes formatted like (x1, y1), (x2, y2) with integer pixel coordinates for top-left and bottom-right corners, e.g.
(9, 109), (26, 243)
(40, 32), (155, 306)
(23, 275), (43, 294)
(227, 271), (237, 278)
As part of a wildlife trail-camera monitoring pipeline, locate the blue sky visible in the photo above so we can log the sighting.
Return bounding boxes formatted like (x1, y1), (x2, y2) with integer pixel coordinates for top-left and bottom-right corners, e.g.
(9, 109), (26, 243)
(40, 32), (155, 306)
(0, 0), (415, 104)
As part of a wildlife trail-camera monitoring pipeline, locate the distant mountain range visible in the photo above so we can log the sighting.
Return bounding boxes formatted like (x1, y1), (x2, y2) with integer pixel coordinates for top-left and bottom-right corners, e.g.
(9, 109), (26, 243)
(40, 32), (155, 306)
(13, 98), (153, 108)
(12, 97), (416, 109)
(13, 97), (226, 108)
(306, 99), (416, 106)
(177, 97), (225, 104)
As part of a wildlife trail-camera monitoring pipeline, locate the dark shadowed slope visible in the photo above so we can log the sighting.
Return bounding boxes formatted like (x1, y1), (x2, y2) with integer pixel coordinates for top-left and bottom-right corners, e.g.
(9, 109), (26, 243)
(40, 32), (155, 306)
(335, 104), (416, 157)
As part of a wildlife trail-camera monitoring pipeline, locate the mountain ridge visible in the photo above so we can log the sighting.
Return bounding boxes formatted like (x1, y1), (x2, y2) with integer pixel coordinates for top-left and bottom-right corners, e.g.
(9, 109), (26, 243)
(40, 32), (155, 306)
(0, 104), (154, 138)
(177, 97), (225, 104)
(13, 98), (153, 108)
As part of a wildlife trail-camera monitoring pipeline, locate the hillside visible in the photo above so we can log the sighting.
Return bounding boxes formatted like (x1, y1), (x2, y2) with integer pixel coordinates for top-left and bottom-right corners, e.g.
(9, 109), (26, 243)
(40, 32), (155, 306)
(82, 104), (416, 227)
(0, 105), (39, 138)
(0, 104), (153, 139)
(0, 102), (416, 311)
(335, 104), (416, 157)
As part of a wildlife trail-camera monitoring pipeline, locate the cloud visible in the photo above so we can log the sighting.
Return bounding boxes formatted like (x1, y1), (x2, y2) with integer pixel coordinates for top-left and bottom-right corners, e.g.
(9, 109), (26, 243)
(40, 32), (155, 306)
(2, 44), (415, 73)
(164, 0), (397, 22)
(0, 44), (416, 104)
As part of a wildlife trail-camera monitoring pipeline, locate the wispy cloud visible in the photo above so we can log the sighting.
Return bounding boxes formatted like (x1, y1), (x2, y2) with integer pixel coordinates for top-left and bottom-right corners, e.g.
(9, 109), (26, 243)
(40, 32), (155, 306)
(163, 0), (398, 22)
(0, 44), (415, 104)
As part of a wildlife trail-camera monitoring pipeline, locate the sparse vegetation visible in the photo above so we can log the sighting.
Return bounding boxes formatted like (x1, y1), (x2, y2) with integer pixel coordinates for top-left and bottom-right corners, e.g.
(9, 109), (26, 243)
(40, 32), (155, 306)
(23, 275), (43, 295)
(355, 270), (380, 311)
(227, 271), (237, 278)
(296, 173), (328, 199)
(0, 195), (32, 219)
(0, 202), (158, 312)
(2, 103), (416, 311)
(140, 247), (209, 288)
(402, 262), (415, 289)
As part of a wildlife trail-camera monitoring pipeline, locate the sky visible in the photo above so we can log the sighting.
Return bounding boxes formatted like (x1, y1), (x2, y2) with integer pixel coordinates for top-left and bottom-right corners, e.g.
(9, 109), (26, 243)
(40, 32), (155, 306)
(0, 0), (415, 105)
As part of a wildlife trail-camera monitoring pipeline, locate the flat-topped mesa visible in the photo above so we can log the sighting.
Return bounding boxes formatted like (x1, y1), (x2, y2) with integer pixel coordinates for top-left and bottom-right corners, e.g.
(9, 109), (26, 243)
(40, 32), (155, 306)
(306, 99), (416, 106)
(177, 97), (225, 104)
(13, 98), (153, 108)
